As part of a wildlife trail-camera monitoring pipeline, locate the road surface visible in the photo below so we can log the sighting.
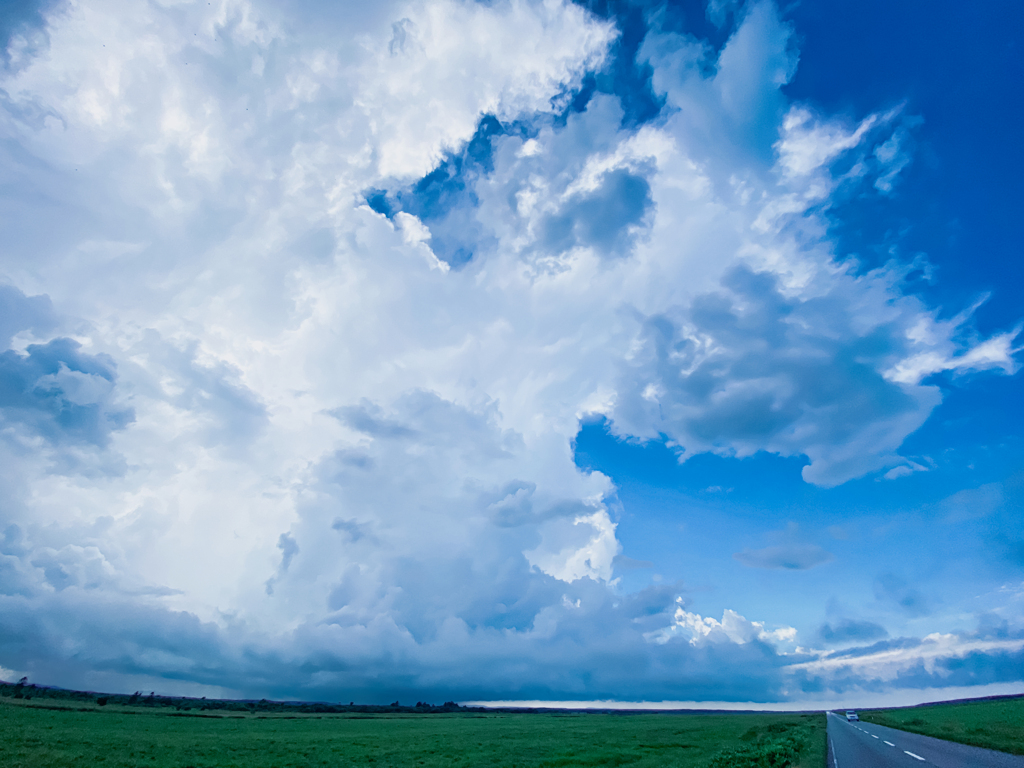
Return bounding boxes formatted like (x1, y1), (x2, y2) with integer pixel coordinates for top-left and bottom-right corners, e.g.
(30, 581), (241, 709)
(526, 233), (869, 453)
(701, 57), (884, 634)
(826, 711), (1024, 768)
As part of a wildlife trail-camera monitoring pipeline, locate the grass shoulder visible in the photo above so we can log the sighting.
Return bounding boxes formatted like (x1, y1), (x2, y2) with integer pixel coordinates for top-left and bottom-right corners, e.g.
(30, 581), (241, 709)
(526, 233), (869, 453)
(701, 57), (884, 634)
(858, 695), (1024, 756)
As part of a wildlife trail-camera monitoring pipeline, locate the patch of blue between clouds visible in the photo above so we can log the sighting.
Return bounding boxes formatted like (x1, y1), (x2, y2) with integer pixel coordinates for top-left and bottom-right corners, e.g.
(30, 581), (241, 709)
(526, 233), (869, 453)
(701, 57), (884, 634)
(574, 414), (811, 505)
(574, 408), (1024, 535)
(574, 0), (740, 73)
(0, 0), (53, 67)
(573, 407), (1024, 631)
(562, 0), (666, 128)
(365, 115), (519, 267)
(364, 0), (686, 268)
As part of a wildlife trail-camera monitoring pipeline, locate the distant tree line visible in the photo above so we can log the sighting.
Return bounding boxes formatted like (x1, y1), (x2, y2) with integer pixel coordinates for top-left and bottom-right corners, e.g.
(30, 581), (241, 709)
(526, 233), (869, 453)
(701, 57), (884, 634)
(0, 677), (475, 715)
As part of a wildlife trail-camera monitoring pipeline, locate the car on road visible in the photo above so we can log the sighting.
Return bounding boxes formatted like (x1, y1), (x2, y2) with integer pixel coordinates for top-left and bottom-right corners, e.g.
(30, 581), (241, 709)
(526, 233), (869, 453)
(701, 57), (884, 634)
(845, 710), (859, 721)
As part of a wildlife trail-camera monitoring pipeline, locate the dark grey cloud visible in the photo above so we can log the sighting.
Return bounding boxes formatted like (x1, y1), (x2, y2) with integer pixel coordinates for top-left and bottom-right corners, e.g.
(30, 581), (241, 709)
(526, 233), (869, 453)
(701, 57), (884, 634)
(0, 284), (56, 348)
(931, 645), (1024, 688)
(874, 573), (931, 617)
(613, 265), (937, 486)
(1, 524), (27, 557)
(484, 481), (591, 528)
(818, 619), (888, 644)
(537, 167), (654, 258)
(612, 554), (654, 571)
(0, 337), (133, 447)
(974, 612), (1011, 639)
(0, 591), (234, 693)
(485, 480), (537, 527)
(0, 284), (95, 454)
(733, 543), (833, 570)
(0, 578), (798, 704)
(265, 534), (300, 596)
(793, 634), (1024, 696)
(331, 518), (368, 542)
(277, 533), (298, 572)
(329, 401), (416, 438)
(328, 391), (521, 459)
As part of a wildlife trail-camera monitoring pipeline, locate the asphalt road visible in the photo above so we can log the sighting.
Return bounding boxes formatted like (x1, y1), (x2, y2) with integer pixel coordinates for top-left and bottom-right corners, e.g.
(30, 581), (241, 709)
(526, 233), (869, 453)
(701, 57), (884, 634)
(826, 712), (1024, 768)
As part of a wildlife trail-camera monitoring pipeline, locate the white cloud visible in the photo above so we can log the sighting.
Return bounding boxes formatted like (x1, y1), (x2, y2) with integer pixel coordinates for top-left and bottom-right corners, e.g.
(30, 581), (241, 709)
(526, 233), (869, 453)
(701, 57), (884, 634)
(788, 634), (1024, 682)
(356, 0), (616, 178)
(882, 460), (929, 481)
(886, 322), (1021, 385)
(775, 106), (882, 180)
(0, 0), (1018, 703)
(647, 605), (798, 650)
(35, 364), (114, 407)
(526, 509), (620, 583)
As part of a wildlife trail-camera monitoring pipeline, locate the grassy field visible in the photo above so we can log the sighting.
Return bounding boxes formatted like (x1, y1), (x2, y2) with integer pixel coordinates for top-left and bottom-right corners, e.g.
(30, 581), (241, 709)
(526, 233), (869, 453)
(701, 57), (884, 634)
(0, 697), (825, 768)
(858, 696), (1024, 756)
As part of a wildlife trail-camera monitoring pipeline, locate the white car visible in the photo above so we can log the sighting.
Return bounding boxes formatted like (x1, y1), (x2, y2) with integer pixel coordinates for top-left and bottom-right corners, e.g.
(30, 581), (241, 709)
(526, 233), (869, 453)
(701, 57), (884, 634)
(846, 710), (859, 721)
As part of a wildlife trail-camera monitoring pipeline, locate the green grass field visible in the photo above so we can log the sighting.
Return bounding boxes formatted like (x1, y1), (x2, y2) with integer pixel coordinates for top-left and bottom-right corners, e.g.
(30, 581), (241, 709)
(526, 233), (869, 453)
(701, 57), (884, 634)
(0, 697), (825, 768)
(858, 695), (1024, 756)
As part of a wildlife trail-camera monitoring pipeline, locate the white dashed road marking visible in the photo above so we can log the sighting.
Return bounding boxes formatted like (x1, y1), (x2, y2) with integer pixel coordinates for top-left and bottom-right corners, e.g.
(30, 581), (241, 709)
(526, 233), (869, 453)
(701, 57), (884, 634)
(885, 741), (895, 747)
(905, 751), (925, 761)
(872, 735), (879, 739)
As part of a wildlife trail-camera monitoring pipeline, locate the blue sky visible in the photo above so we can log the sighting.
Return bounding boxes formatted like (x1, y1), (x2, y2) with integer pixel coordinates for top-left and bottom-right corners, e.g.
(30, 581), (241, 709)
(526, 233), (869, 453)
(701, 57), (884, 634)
(0, 0), (1021, 708)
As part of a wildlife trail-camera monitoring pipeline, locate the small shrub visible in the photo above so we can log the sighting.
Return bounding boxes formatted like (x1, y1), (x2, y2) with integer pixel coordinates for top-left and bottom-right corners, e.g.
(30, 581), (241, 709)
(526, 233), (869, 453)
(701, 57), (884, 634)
(707, 735), (801, 768)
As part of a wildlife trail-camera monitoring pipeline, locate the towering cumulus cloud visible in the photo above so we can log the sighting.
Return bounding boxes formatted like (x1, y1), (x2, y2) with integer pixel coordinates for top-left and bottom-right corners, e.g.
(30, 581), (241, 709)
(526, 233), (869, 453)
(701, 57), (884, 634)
(0, 0), (1019, 704)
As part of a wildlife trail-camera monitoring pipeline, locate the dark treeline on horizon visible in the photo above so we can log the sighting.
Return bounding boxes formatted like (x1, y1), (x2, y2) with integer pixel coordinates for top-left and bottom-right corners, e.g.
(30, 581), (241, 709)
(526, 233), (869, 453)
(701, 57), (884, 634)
(0, 677), (472, 715)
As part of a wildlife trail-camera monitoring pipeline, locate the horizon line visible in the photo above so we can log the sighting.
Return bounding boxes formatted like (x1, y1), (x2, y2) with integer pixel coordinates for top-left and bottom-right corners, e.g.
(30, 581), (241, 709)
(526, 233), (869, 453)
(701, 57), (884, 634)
(466, 684), (1024, 713)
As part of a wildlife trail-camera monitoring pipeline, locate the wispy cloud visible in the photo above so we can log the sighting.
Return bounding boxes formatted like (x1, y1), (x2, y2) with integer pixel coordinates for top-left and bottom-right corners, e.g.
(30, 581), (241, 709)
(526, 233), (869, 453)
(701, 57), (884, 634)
(734, 543), (834, 570)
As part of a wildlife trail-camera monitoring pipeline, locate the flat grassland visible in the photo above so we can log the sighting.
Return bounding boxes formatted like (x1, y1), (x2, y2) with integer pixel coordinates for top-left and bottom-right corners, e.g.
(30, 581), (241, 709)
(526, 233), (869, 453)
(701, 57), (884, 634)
(858, 695), (1024, 756)
(0, 698), (825, 768)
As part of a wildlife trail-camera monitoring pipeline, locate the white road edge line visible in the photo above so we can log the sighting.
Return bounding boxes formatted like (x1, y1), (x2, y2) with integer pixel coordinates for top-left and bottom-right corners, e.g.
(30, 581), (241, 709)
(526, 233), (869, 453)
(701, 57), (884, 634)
(905, 751), (925, 761)
(830, 736), (838, 768)
(885, 741), (895, 746)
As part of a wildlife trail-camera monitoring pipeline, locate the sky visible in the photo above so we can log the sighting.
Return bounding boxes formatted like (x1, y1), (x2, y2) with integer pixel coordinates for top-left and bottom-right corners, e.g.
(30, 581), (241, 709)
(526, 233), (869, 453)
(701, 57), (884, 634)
(0, 0), (1021, 708)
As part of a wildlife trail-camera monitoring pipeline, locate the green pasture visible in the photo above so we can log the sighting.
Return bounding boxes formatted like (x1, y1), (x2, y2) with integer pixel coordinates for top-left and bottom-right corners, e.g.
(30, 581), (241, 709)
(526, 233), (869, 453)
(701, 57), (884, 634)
(0, 697), (825, 768)
(858, 695), (1024, 756)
